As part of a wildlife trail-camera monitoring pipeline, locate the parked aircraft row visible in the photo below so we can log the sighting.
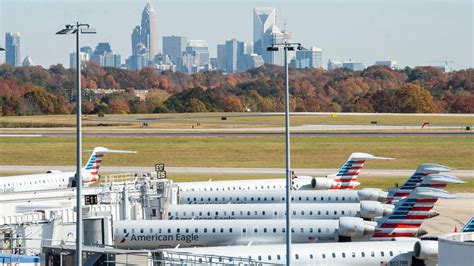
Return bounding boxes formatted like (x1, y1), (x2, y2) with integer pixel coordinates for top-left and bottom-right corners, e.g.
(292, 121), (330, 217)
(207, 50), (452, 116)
(114, 186), (455, 249)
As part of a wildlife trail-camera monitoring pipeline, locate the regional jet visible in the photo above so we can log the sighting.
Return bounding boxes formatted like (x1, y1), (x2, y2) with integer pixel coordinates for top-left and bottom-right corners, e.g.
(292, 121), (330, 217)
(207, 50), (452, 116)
(160, 239), (438, 266)
(176, 152), (392, 192)
(0, 147), (135, 193)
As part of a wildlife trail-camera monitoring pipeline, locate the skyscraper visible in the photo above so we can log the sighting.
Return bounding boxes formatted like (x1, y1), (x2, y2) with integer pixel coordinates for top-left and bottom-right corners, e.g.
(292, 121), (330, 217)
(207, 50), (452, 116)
(131, 26), (141, 56)
(5, 32), (21, 67)
(253, 7), (276, 55)
(163, 35), (187, 64)
(216, 44), (226, 71)
(291, 47), (323, 69)
(140, 2), (158, 60)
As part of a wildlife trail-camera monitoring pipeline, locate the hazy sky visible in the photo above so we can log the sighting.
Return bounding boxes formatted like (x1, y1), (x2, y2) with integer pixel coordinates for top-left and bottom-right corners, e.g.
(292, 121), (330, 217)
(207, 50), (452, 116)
(1, 0), (472, 69)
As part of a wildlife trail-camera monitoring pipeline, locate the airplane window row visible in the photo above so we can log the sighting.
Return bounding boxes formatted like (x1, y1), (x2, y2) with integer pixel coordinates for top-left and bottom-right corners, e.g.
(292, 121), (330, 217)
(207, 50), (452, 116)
(184, 196), (352, 203)
(2, 178), (66, 187)
(123, 227), (332, 234)
(169, 209), (351, 217)
(206, 250), (399, 263)
(180, 184), (285, 192)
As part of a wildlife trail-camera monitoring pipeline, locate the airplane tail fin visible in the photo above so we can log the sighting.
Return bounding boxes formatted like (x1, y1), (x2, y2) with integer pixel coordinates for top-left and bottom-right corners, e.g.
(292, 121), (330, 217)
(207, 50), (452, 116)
(82, 147), (137, 183)
(325, 152), (393, 190)
(461, 217), (474, 233)
(373, 187), (454, 239)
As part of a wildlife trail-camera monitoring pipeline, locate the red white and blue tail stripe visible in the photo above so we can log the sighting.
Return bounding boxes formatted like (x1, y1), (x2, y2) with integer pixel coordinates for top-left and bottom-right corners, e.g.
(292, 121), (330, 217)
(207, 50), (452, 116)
(81, 147), (136, 183)
(387, 164), (459, 203)
(327, 153), (393, 190)
(373, 187), (454, 239)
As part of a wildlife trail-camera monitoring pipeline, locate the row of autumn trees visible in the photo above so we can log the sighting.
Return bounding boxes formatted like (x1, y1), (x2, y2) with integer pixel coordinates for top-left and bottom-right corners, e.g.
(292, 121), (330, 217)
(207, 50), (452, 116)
(0, 62), (473, 116)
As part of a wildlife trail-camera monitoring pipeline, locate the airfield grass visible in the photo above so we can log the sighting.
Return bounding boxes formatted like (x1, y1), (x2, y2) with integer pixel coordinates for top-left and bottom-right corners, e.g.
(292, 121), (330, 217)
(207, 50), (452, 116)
(0, 136), (472, 170)
(0, 113), (472, 129)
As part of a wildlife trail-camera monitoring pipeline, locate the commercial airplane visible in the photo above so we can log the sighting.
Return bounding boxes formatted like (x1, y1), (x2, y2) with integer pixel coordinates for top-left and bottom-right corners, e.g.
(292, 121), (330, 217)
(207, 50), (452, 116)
(160, 239), (438, 266)
(177, 187), (388, 205)
(114, 187), (450, 249)
(176, 152), (392, 192)
(166, 201), (394, 220)
(387, 163), (457, 203)
(0, 147), (135, 193)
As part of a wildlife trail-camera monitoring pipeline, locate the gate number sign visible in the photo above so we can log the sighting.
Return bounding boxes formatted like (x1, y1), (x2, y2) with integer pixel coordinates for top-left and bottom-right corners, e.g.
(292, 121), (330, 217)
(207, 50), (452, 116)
(85, 195), (98, 205)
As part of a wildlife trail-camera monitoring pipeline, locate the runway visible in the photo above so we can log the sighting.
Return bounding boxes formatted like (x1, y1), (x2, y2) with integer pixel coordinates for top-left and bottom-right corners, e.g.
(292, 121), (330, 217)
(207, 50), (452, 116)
(1, 165), (473, 178)
(0, 132), (472, 137)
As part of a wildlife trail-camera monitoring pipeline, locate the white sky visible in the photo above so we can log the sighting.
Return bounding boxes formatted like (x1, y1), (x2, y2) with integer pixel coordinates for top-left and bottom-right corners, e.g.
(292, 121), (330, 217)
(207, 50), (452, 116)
(1, 0), (472, 69)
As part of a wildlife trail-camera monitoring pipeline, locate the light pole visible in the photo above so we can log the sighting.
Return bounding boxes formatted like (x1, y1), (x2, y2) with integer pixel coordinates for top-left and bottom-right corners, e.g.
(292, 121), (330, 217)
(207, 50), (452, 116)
(56, 22), (96, 266)
(267, 41), (303, 266)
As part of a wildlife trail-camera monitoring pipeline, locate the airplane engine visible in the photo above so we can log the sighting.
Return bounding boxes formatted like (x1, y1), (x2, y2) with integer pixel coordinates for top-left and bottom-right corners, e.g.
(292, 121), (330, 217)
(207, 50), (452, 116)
(338, 217), (377, 238)
(414, 240), (438, 260)
(311, 178), (338, 190)
(359, 201), (394, 219)
(357, 188), (388, 202)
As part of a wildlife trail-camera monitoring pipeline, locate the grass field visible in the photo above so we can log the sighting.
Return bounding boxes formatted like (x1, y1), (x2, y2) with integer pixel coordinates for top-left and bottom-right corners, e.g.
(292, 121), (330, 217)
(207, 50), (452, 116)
(0, 135), (472, 169)
(0, 113), (472, 129)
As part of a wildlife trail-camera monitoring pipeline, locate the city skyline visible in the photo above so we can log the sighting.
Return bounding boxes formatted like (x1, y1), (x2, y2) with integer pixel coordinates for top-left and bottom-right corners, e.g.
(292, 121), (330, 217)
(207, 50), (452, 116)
(0, 0), (472, 70)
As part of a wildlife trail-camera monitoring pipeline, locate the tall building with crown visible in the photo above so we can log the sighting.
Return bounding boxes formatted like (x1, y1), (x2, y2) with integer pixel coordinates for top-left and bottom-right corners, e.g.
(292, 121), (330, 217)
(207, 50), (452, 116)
(253, 7), (276, 55)
(129, 2), (158, 68)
